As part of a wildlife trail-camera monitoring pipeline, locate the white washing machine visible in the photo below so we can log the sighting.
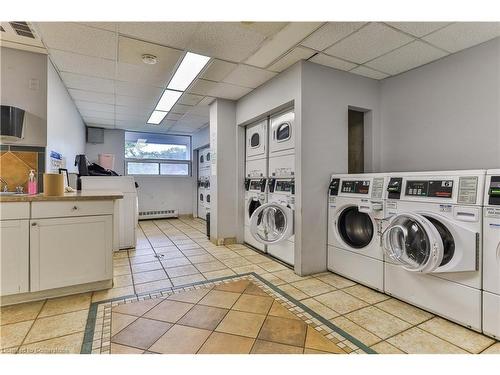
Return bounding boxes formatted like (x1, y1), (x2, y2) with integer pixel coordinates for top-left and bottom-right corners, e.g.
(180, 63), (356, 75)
(482, 169), (500, 339)
(204, 177), (211, 217)
(249, 177), (295, 265)
(197, 177), (208, 220)
(244, 178), (267, 252)
(382, 170), (486, 331)
(246, 119), (267, 161)
(269, 109), (294, 157)
(327, 173), (389, 291)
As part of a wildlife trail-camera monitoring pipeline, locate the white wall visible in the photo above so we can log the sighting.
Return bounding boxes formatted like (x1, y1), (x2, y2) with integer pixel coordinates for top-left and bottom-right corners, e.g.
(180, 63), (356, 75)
(85, 128), (194, 215)
(192, 125), (210, 150)
(299, 61), (381, 274)
(46, 61), (86, 172)
(0, 47), (47, 147)
(380, 37), (500, 172)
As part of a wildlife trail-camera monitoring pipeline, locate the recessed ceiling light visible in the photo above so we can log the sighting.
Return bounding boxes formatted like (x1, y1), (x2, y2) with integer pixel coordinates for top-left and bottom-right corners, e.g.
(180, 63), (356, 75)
(142, 54), (158, 65)
(167, 52), (211, 91)
(156, 89), (183, 112)
(147, 111), (167, 125)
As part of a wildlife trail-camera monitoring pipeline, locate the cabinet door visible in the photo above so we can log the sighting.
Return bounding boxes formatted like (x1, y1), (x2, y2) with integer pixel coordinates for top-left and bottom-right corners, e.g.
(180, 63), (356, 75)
(0, 220), (29, 296)
(118, 193), (137, 249)
(30, 215), (113, 292)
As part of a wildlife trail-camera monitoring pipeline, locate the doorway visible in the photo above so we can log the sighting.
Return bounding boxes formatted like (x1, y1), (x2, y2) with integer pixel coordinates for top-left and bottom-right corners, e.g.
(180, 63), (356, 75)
(348, 109), (364, 174)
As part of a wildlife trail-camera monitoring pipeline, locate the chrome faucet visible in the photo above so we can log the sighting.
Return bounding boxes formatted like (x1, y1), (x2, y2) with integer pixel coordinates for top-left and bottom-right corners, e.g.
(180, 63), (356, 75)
(0, 177), (8, 192)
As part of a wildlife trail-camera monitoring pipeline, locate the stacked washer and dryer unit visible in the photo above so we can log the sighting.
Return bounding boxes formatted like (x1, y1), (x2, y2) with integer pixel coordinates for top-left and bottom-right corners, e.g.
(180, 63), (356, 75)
(245, 109), (296, 266)
(197, 147), (211, 220)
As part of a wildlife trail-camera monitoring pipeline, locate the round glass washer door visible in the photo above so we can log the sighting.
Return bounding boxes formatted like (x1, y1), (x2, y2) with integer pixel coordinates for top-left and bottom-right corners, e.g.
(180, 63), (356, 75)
(249, 203), (293, 245)
(382, 212), (444, 273)
(248, 197), (262, 220)
(337, 206), (374, 249)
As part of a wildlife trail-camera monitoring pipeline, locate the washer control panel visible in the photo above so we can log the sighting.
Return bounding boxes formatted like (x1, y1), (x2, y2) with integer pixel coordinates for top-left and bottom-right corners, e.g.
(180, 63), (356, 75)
(405, 180), (453, 198)
(488, 176), (500, 206)
(341, 180), (370, 194)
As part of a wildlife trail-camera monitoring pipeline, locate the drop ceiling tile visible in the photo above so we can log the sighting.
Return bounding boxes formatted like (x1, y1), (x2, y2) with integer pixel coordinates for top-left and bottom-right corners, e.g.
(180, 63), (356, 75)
(366, 40), (448, 75)
(83, 117), (115, 126)
(166, 113), (183, 121)
(115, 119), (156, 129)
(116, 36), (183, 87)
(423, 22), (500, 53)
(118, 22), (200, 50)
(68, 89), (115, 105)
(349, 65), (389, 80)
(386, 22), (450, 37)
(267, 46), (317, 72)
(115, 105), (151, 116)
(36, 22), (117, 59)
(79, 110), (115, 120)
(309, 53), (357, 71)
(198, 96), (215, 106)
(50, 49), (116, 79)
(200, 59), (237, 81)
(301, 22), (366, 51)
(60, 72), (115, 94)
(115, 95), (157, 108)
(171, 103), (192, 115)
(78, 22), (117, 32)
(189, 79), (252, 100)
(178, 93), (204, 106)
(187, 22), (268, 62)
(115, 81), (163, 98)
(237, 22), (288, 38)
(185, 104), (209, 117)
(245, 22), (323, 68)
(75, 100), (115, 113)
(324, 22), (414, 64)
(222, 64), (277, 88)
(115, 112), (149, 122)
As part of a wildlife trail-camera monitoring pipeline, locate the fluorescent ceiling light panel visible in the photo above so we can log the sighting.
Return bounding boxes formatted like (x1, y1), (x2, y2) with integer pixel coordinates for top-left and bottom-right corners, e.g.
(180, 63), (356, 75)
(156, 89), (183, 112)
(167, 52), (211, 91)
(147, 111), (168, 125)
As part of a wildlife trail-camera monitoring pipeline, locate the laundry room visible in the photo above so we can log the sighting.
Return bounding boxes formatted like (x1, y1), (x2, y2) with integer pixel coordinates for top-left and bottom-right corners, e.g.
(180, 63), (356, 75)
(1, 0), (500, 369)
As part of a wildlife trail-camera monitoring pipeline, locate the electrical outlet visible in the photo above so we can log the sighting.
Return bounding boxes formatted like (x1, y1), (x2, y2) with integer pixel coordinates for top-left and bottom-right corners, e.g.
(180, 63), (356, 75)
(29, 78), (39, 90)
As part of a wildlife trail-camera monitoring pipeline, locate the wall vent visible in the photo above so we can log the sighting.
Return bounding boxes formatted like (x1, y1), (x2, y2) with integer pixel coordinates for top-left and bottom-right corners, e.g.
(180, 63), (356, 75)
(139, 209), (178, 220)
(9, 22), (35, 38)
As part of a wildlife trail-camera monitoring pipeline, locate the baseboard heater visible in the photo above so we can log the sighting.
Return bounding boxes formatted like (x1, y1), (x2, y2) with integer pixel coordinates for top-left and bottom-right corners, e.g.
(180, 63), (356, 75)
(139, 209), (178, 220)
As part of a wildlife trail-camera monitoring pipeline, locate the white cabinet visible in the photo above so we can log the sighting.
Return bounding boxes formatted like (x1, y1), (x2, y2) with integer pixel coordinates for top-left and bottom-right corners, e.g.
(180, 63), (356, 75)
(30, 215), (113, 292)
(0, 219), (29, 296)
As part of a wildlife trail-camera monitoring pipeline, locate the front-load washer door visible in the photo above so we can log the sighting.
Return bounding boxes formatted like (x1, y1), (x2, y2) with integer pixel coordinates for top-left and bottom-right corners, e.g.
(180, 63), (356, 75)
(269, 111), (295, 155)
(336, 206), (375, 250)
(382, 213), (445, 273)
(246, 197), (262, 226)
(246, 121), (267, 160)
(249, 203), (293, 245)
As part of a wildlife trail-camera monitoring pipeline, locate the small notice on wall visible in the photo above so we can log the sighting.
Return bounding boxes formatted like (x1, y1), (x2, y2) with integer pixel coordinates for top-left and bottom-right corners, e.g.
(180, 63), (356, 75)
(49, 151), (66, 173)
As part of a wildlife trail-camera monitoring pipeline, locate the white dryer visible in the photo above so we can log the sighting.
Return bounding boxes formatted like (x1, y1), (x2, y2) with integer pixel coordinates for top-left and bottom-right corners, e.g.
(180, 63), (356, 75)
(204, 177), (211, 216)
(269, 110), (294, 157)
(482, 169), (500, 339)
(249, 178), (295, 265)
(197, 178), (207, 220)
(244, 178), (267, 252)
(382, 170), (486, 331)
(246, 120), (267, 161)
(327, 173), (388, 291)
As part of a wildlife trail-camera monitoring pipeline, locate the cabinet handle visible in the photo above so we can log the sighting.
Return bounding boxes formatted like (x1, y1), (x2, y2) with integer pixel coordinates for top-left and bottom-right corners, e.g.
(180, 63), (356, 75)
(31, 222), (37, 226)
(72, 206), (78, 210)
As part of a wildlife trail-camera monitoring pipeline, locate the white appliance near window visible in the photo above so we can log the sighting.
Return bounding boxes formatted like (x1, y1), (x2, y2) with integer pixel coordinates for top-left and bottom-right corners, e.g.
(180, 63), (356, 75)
(197, 146), (211, 220)
(269, 110), (294, 157)
(327, 173), (389, 291)
(482, 169), (500, 339)
(244, 178), (267, 252)
(249, 178), (295, 265)
(81, 176), (138, 250)
(382, 170), (486, 331)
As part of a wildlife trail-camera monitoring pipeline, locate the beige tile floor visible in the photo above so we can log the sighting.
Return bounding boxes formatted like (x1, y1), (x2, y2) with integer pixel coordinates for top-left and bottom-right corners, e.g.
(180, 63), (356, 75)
(1, 216), (499, 354)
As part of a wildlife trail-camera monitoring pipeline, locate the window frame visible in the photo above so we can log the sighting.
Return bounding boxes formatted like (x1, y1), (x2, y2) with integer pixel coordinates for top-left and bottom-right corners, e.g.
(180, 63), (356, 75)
(124, 132), (192, 177)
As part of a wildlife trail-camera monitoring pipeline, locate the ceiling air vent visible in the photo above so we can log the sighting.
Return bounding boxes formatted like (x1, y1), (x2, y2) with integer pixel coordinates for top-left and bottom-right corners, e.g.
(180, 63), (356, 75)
(9, 21), (35, 38)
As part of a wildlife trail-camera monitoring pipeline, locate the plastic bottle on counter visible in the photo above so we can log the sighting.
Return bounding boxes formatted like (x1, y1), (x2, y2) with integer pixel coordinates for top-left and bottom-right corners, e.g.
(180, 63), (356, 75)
(28, 169), (37, 195)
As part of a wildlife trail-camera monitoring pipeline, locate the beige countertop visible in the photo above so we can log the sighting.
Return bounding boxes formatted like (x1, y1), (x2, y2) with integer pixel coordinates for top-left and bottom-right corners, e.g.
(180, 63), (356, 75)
(0, 191), (124, 202)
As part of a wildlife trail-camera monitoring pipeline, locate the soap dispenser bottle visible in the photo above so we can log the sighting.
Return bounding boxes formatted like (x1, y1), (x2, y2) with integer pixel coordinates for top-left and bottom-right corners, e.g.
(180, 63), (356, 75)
(28, 169), (37, 195)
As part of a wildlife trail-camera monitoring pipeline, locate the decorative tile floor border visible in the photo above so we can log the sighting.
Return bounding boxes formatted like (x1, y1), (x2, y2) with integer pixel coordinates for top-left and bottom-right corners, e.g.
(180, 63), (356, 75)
(82, 272), (376, 354)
